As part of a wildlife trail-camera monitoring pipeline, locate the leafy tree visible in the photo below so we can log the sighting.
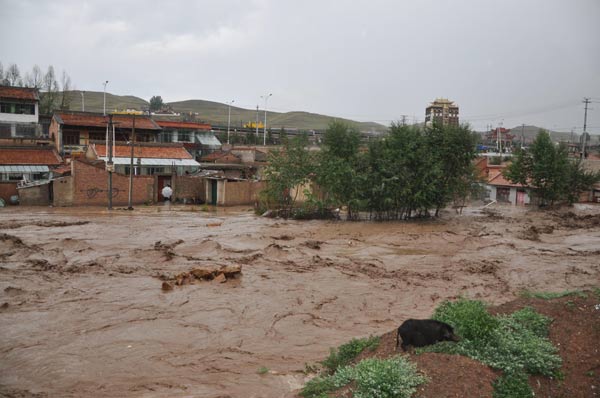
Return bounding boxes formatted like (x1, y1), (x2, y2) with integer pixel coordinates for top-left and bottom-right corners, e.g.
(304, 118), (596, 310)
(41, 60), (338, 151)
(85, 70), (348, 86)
(504, 130), (600, 206)
(315, 121), (363, 219)
(261, 134), (315, 216)
(426, 123), (480, 215)
(149, 95), (164, 112)
(279, 127), (287, 145)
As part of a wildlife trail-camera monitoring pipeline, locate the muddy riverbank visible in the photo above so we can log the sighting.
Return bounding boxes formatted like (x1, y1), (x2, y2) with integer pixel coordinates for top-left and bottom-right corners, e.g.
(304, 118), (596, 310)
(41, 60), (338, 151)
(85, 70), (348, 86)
(1, 204), (598, 397)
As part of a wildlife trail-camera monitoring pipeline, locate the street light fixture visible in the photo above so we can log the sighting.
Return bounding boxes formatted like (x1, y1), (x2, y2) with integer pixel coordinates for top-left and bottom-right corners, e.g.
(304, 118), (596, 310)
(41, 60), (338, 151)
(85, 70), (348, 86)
(226, 100), (235, 144)
(103, 81), (109, 115)
(261, 93), (272, 146)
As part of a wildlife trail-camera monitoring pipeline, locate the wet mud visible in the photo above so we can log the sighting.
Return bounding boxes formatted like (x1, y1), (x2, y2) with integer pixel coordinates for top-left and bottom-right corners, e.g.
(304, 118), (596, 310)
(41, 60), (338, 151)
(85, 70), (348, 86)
(0, 204), (599, 397)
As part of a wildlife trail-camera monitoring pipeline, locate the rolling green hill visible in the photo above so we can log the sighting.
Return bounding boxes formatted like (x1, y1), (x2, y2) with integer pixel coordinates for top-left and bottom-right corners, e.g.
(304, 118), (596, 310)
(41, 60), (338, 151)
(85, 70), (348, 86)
(167, 99), (386, 132)
(506, 125), (580, 144)
(56, 90), (149, 113)
(52, 91), (386, 132)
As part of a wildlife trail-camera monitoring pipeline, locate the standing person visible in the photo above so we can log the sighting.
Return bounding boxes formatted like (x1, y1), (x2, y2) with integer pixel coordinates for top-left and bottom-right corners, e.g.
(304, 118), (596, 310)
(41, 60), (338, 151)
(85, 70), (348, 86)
(161, 184), (173, 203)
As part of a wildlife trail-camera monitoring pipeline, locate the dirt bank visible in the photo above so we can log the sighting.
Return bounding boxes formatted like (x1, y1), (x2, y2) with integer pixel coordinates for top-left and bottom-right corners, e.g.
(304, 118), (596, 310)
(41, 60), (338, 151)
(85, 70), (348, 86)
(0, 204), (598, 397)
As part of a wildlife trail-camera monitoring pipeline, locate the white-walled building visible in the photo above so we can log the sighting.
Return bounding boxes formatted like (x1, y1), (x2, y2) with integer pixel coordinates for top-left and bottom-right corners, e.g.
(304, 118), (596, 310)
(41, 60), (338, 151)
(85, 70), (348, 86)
(0, 85), (41, 139)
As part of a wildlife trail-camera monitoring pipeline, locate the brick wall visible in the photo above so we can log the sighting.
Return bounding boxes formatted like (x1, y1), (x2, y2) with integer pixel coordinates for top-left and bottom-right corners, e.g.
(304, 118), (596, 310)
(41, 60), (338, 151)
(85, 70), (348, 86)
(0, 182), (18, 203)
(173, 175), (205, 202)
(52, 160), (156, 206)
(49, 118), (60, 150)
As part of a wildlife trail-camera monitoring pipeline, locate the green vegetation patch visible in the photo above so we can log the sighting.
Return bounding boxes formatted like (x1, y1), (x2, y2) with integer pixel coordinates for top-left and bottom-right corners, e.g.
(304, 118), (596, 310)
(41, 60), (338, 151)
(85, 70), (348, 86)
(301, 356), (426, 398)
(520, 290), (587, 300)
(422, 299), (562, 397)
(322, 336), (380, 374)
(492, 371), (534, 398)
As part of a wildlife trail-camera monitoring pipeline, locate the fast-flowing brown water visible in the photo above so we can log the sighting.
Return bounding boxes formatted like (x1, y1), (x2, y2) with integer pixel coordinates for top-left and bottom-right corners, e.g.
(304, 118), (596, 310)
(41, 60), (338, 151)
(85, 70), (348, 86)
(1, 205), (599, 397)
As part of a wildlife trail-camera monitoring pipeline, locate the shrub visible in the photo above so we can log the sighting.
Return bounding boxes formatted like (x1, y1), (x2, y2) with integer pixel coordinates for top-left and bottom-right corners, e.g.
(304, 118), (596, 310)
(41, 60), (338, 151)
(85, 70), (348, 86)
(501, 307), (552, 338)
(301, 356), (426, 398)
(424, 299), (561, 395)
(321, 336), (380, 374)
(493, 371), (533, 398)
(350, 356), (426, 398)
(433, 298), (499, 341)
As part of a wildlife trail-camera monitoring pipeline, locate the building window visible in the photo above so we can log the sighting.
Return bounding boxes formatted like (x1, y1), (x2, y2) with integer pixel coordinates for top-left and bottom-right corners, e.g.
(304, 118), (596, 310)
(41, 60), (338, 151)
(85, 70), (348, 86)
(178, 131), (191, 142)
(63, 131), (80, 145)
(161, 132), (173, 143)
(145, 167), (164, 175)
(0, 102), (35, 115)
(89, 132), (105, 141)
(0, 123), (11, 138)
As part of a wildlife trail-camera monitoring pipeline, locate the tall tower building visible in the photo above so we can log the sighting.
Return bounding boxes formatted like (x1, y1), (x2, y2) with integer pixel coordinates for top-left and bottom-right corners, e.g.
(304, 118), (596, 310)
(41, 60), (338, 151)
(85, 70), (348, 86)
(425, 98), (459, 126)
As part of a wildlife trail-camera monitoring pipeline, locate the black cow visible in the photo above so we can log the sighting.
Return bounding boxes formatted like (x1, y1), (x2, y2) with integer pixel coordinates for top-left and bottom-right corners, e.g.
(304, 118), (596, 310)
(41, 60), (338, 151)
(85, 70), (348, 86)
(396, 319), (460, 351)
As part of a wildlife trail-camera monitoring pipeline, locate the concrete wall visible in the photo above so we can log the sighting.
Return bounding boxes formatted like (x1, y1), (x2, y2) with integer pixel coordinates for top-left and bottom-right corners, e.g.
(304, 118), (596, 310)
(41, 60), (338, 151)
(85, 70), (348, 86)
(216, 180), (265, 206)
(0, 182), (18, 203)
(53, 176), (74, 206)
(18, 183), (50, 206)
(52, 160), (156, 206)
(231, 149), (255, 163)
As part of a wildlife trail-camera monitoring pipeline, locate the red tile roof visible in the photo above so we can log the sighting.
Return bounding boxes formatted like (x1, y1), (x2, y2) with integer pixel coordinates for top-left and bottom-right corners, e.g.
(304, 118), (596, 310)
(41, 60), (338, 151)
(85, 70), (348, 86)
(488, 171), (524, 187)
(155, 120), (211, 130)
(92, 143), (192, 159)
(54, 112), (161, 130)
(0, 85), (39, 101)
(0, 147), (63, 165)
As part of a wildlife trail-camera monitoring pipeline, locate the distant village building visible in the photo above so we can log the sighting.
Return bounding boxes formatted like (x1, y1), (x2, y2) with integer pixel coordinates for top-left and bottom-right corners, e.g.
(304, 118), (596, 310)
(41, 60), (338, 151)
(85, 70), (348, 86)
(0, 85), (42, 139)
(425, 98), (459, 126)
(484, 127), (515, 152)
(0, 145), (62, 204)
(50, 111), (162, 157)
(154, 120), (220, 160)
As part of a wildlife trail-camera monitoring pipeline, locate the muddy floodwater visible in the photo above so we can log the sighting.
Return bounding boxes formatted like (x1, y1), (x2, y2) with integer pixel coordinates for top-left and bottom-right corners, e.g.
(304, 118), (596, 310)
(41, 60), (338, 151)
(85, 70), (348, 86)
(1, 205), (599, 397)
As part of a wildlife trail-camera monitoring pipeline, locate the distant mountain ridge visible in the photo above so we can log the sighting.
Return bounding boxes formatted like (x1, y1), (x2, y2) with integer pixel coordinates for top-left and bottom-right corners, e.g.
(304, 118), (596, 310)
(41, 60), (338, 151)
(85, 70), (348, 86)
(57, 91), (387, 132)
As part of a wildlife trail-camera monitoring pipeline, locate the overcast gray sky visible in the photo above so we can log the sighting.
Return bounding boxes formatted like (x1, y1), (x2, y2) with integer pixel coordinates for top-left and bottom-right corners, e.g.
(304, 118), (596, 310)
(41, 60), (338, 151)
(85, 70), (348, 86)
(1, 0), (599, 132)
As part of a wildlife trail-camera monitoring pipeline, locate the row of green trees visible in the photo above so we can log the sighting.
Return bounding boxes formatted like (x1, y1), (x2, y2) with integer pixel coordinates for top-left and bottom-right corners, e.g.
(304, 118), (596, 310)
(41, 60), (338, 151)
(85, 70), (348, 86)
(261, 123), (599, 219)
(261, 121), (481, 220)
(505, 131), (599, 206)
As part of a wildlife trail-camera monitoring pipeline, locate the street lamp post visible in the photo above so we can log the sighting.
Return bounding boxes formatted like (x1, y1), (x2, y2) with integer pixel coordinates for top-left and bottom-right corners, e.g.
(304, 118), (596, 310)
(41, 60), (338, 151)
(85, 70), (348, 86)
(226, 100), (235, 144)
(103, 80), (109, 115)
(261, 93), (272, 146)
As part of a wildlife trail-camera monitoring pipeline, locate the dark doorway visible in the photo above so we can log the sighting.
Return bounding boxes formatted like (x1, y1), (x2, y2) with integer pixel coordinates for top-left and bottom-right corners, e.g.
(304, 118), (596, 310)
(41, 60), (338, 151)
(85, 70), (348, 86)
(158, 176), (171, 201)
(210, 180), (218, 205)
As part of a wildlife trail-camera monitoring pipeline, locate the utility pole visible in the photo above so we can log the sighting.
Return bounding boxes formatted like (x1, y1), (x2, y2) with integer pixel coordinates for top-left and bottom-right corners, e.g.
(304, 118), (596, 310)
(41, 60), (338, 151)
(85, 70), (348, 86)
(226, 100), (234, 145)
(81, 91), (85, 112)
(261, 93), (272, 146)
(128, 115), (135, 210)
(581, 97), (591, 159)
(521, 124), (525, 149)
(255, 105), (259, 142)
(107, 114), (114, 210)
(103, 81), (109, 116)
